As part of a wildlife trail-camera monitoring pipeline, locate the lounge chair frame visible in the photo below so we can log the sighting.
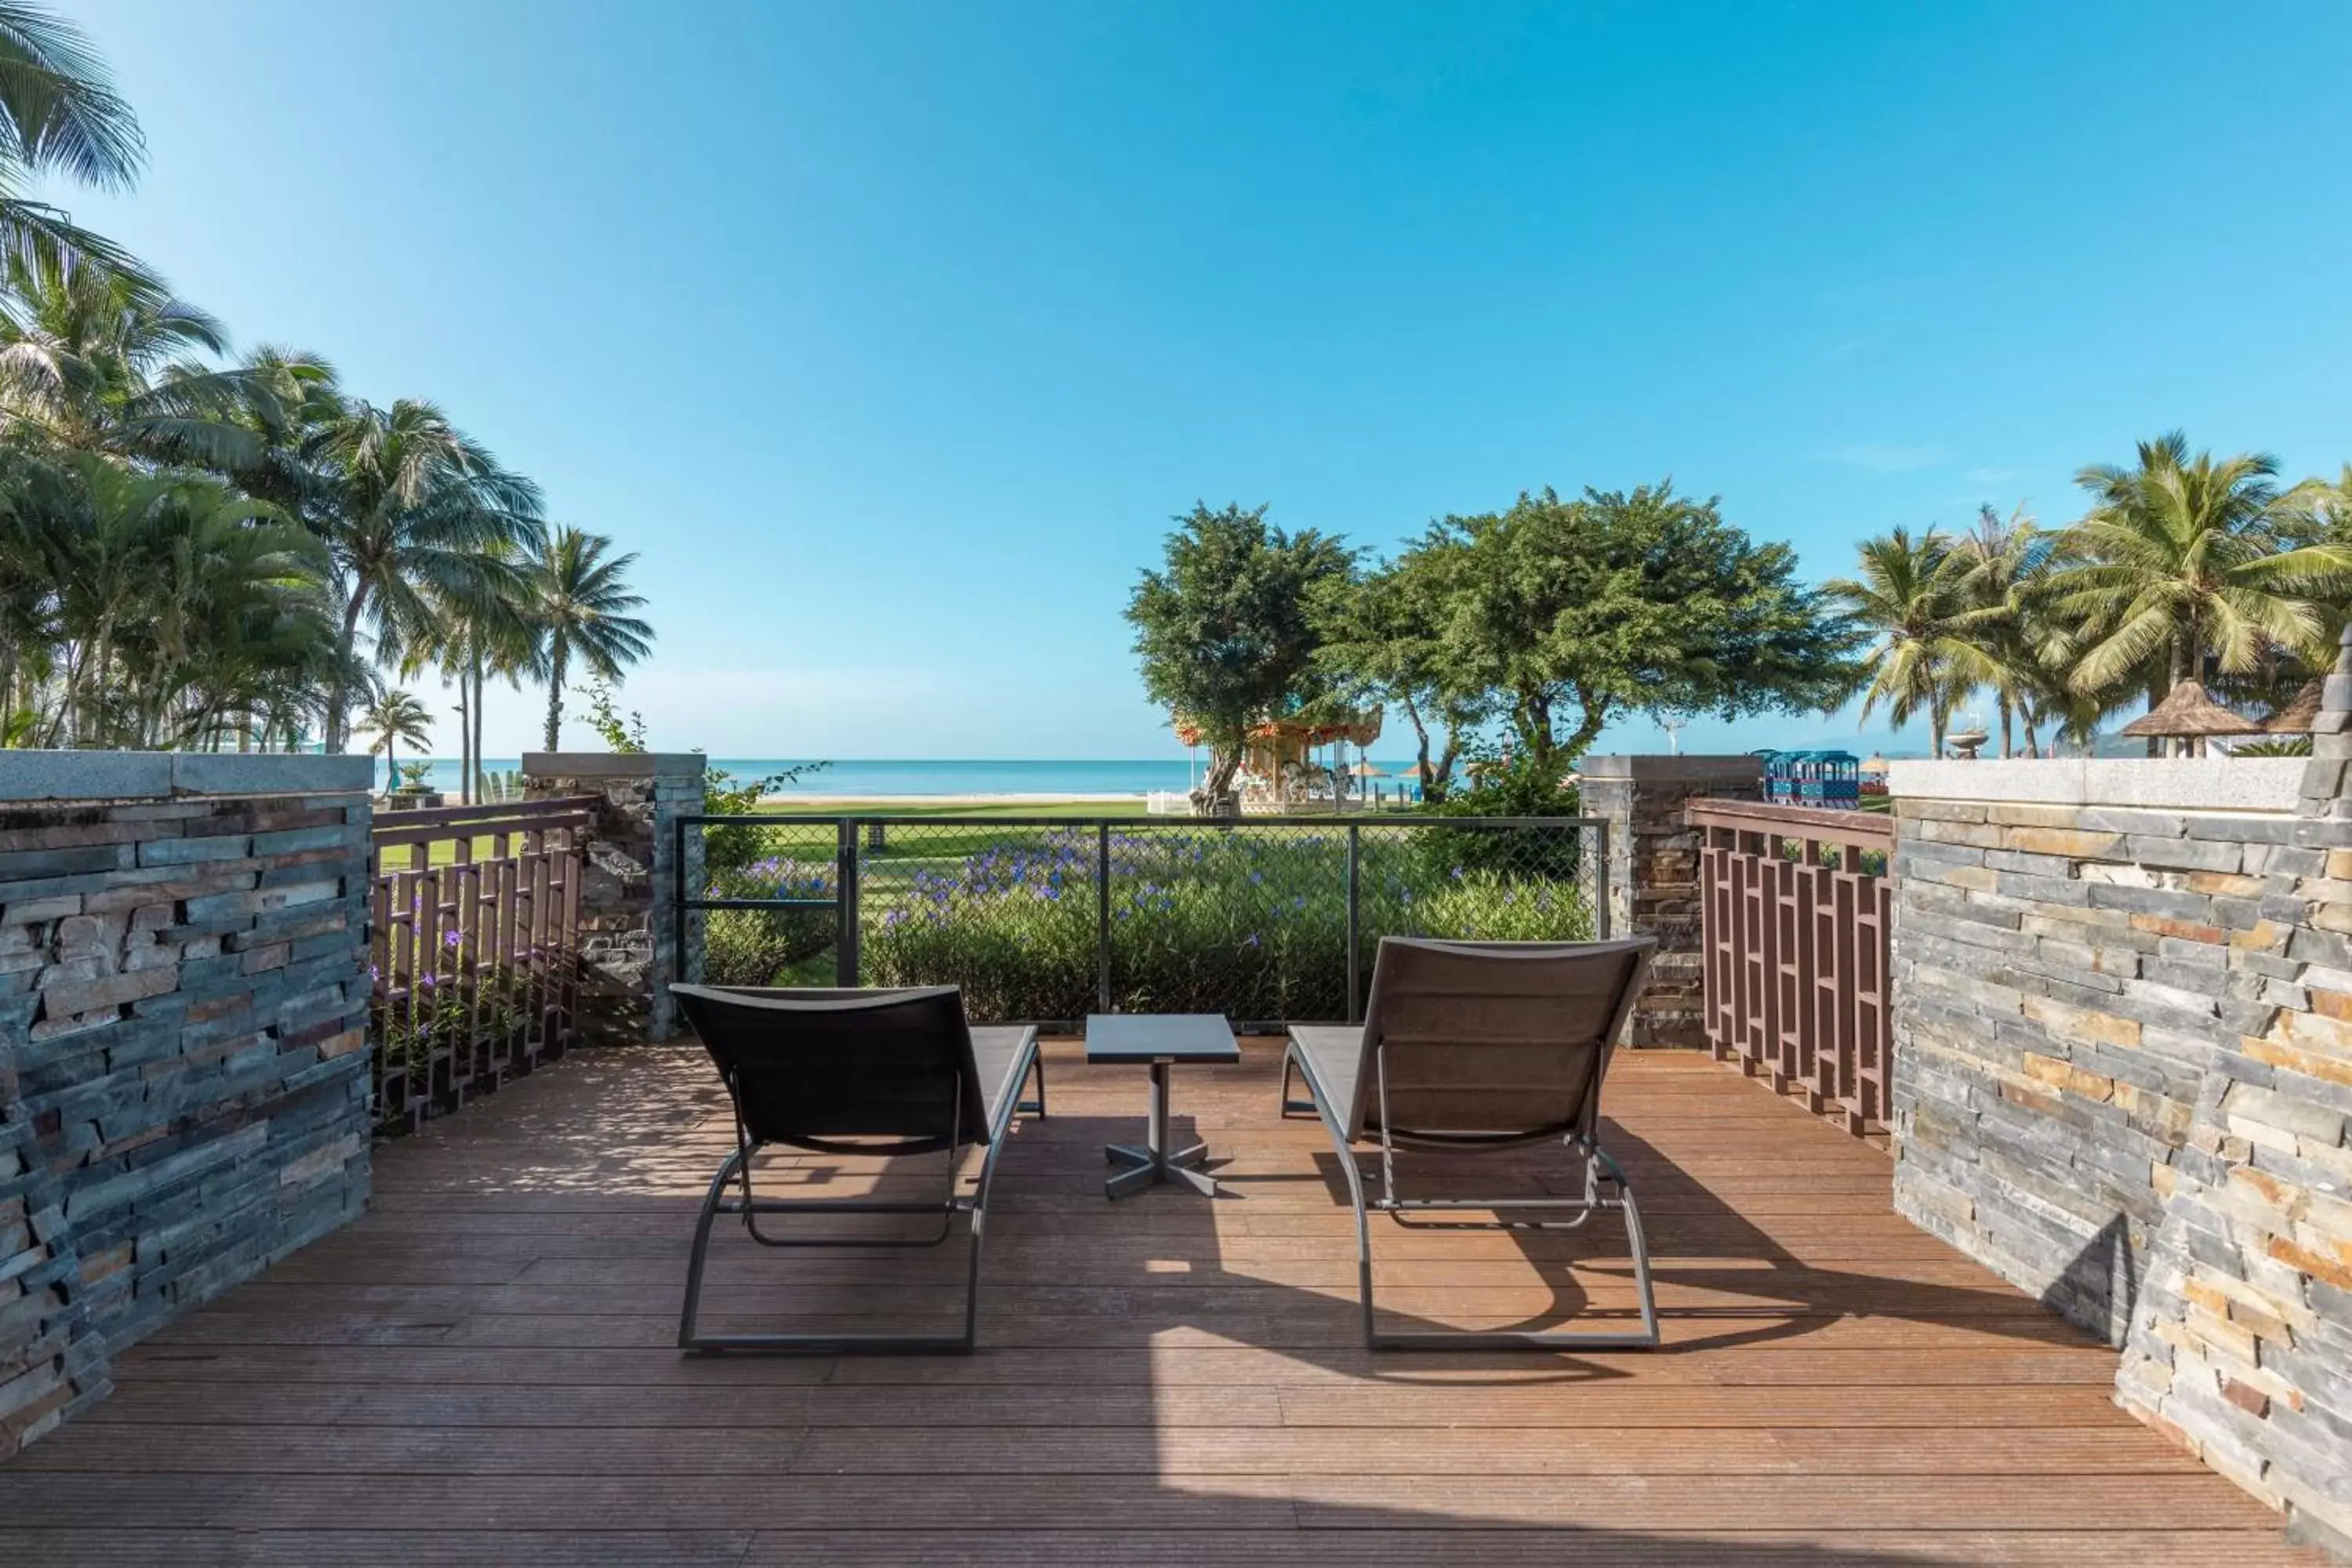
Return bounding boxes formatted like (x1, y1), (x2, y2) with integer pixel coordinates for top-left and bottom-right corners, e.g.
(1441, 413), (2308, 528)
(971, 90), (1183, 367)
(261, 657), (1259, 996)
(1280, 938), (1661, 1351)
(673, 985), (1044, 1356)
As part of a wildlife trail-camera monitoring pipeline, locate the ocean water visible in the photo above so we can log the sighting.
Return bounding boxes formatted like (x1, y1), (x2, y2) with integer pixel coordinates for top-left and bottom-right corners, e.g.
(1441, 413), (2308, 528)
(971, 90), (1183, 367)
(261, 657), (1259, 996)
(388, 757), (1425, 798)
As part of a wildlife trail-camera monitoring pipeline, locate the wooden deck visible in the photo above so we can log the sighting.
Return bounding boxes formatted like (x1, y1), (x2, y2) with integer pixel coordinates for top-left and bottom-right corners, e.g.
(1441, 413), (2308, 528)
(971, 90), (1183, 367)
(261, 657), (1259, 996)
(0, 1040), (2319, 1566)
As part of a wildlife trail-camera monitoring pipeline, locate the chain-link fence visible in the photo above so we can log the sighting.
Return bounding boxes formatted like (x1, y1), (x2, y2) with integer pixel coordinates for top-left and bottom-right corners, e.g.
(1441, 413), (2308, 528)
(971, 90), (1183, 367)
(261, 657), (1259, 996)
(680, 815), (1606, 1029)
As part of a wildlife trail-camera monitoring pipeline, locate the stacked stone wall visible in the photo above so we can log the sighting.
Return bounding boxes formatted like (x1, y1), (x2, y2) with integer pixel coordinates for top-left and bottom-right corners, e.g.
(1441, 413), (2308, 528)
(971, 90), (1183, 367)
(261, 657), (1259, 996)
(1583, 755), (1762, 1047)
(1887, 750), (2352, 1554)
(521, 753), (705, 1043)
(0, 754), (373, 1457)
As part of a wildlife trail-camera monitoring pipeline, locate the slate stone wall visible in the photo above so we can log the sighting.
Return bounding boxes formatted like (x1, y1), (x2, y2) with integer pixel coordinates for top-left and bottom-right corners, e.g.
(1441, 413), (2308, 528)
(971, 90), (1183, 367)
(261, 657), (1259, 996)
(521, 753), (706, 1044)
(1886, 735), (2352, 1555)
(0, 753), (375, 1458)
(1584, 755), (1763, 1047)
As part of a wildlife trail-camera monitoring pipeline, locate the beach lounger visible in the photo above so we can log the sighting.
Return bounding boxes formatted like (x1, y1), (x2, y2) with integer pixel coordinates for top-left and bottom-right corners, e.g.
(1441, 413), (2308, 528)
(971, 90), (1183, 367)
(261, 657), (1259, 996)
(670, 984), (1044, 1354)
(1280, 936), (1661, 1350)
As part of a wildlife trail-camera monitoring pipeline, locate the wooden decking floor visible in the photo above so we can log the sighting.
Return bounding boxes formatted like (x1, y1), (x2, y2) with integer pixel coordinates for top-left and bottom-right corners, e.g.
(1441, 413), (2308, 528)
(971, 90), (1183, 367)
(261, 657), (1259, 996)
(0, 1040), (2321, 1566)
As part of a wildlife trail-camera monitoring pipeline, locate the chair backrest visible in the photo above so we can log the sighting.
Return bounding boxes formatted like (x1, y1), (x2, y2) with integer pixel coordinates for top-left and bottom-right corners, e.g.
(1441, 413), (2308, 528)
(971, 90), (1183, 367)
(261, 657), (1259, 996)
(1351, 936), (1656, 1143)
(670, 985), (989, 1155)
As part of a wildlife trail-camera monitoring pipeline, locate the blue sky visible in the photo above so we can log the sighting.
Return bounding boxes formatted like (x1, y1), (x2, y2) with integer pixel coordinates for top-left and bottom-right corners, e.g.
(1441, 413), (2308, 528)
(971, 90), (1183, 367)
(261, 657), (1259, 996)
(52, 1), (2352, 759)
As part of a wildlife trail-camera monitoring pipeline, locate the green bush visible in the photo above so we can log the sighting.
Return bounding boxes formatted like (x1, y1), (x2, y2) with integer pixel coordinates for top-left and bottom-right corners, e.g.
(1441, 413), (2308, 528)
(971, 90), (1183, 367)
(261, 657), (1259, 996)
(1416, 757), (1588, 881)
(860, 826), (1590, 1022)
(702, 855), (838, 986)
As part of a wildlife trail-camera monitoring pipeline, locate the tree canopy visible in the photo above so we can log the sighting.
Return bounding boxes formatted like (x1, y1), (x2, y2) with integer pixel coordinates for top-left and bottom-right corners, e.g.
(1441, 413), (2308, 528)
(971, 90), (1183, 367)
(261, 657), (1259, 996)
(1125, 502), (1356, 803)
(0, 3), (655, 784)
(1425, 484), (1861, 771)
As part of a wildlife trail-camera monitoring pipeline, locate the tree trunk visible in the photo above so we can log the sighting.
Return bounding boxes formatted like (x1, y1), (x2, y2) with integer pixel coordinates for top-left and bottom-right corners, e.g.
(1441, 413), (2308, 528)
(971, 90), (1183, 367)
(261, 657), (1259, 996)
(1427, 735), (1459, 802)
(327, 586), (370, 753)
(1998, 695), (2014, 760)
(542, 638), (568, 752)
(472, 663), (487, 800)
(1402, 693), (1434, 792)
(1512, 690), (1553, 775)
(1556, 685), (1610, 770)
(1196, 745), (1243, 813)
(454, 670), (472, 804)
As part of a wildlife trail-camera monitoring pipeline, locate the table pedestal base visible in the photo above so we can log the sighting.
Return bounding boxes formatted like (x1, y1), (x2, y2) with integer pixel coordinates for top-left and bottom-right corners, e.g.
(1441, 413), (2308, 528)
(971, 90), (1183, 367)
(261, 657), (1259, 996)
(1104, 1060), (1219, 1199)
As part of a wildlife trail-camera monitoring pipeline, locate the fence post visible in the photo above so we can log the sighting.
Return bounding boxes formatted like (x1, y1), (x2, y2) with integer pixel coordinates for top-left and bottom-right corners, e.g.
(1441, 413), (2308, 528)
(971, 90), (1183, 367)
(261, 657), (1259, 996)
(1592, 819), (1610, 939)
(1580, 754), (1763, 1045)
(1345, 824), (1362, 1023)
(672, 813), (688, 988)
(1096, 822), (1112, 1014)
(837, 817), (861, 987)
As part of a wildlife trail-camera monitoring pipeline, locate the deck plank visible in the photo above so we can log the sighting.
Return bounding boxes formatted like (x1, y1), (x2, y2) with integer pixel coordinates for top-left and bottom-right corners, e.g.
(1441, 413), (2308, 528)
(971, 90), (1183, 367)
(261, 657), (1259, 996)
(0, 1038), (2319, 1565)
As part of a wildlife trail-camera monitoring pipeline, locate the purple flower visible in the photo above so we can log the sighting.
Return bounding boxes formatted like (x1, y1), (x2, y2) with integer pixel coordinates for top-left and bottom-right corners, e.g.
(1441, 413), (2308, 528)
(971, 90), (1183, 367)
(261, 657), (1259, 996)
(442, 929), (463, 949)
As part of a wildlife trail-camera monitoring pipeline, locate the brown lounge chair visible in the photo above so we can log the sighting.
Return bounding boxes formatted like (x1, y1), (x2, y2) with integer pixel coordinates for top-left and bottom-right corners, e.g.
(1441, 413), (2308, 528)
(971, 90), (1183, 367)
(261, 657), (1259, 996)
(1280, 935), (1661, 1350)
(669, 984), (1044, 1355)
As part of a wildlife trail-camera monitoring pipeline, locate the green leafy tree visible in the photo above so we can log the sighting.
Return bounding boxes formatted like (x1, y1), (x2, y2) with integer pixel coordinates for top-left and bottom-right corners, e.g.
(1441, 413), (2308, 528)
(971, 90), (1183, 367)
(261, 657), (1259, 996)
(2053, 433), (2352, 752)
(1948, 503), (2069, 757)
(1430, 484), (1858, 773)
(524, 525), (652, 750)
(1126, 503), (1356, 808)
(0, 4), (158, 297)
(309, 397), (543, 750)
(0, 450), (333, 747)
(0, 254), (270, 470)
(358, 686), (433, 790)
(1310, 536), (1483, 800)
(1824, 526), (1984, 758)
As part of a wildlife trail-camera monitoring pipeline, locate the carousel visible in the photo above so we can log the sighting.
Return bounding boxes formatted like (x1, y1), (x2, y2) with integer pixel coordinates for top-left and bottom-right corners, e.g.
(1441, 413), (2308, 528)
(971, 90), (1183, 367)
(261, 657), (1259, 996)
(1164, 710), (1386, 814)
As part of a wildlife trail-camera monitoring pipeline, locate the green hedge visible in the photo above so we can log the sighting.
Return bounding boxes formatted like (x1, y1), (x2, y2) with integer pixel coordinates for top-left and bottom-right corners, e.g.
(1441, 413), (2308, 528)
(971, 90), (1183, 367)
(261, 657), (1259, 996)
(705, 825), (1591, 1022)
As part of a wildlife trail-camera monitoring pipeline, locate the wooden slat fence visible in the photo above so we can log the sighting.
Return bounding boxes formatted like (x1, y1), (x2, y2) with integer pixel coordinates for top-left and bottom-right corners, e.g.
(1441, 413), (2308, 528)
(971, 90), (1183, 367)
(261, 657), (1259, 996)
(1690, 799), (1893, 1138)
(368, 797), (593, 1133)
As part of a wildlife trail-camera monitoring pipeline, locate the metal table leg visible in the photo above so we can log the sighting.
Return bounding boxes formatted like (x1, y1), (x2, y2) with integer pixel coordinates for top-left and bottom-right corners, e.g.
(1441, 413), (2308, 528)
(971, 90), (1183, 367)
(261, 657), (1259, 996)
(1105, 1060), (1218, 1198)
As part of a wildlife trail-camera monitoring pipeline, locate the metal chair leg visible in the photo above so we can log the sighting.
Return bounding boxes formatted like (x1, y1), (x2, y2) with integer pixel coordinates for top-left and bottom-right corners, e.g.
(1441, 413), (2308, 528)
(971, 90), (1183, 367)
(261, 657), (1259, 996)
(677, 1144), (984, 1356)
(1289, 1050), (1660, 1352)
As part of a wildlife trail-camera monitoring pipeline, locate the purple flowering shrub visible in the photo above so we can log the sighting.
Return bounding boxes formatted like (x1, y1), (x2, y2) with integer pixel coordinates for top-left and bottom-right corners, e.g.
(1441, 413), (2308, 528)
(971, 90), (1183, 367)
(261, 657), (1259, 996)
(860, 827), (1589, 1022)
(702, 854), (839, 985)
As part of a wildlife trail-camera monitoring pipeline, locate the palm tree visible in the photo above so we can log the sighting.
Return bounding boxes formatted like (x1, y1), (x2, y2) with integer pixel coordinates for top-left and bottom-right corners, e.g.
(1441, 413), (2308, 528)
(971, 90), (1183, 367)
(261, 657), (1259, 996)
(524, 526), (652, 750)
(0, 255), (266, 469)
(1951, 503), (2062, 757)
(2053, 433), (2352, 753)
(1824, 526), (1980, 758)
(0, 450), (333, 747)
(358, 687), (434, 793)
(308, 397), (542, 750)
(0, 4), (158, 298)
(398, 541), (535, 802)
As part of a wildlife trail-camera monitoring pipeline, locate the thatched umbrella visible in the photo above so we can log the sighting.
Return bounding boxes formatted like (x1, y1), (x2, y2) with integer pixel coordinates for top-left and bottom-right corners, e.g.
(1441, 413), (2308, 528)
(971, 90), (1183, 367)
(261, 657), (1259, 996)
(2119, 681), (2263, 757)
(2264, 678), (2324, 735)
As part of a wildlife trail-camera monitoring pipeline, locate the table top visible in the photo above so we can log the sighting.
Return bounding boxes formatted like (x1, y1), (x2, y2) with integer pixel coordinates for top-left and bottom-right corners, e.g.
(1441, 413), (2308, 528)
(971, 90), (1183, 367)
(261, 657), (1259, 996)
(1083, 1013), (1240, 1063)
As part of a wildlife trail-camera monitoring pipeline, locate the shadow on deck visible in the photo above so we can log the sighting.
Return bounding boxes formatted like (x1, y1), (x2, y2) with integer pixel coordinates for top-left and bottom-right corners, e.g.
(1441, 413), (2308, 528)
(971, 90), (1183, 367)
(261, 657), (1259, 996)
(0, 1040), (2319, 1565)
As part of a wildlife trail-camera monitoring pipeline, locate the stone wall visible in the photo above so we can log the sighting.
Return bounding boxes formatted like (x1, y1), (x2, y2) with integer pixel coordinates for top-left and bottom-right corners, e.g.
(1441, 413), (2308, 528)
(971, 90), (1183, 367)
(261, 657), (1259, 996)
(0, 753), (375, 1458)
(1886, 749), (2351, 1554)
(1583, 755), (1762, 1047)
(521, 753), (705, 1044)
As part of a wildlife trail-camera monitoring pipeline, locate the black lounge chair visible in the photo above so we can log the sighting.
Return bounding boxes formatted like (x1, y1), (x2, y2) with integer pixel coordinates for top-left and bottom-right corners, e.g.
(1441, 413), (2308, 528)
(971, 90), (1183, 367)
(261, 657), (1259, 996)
(669, 984), (1044, 1355)
(1280, 935), (1661, 1351)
